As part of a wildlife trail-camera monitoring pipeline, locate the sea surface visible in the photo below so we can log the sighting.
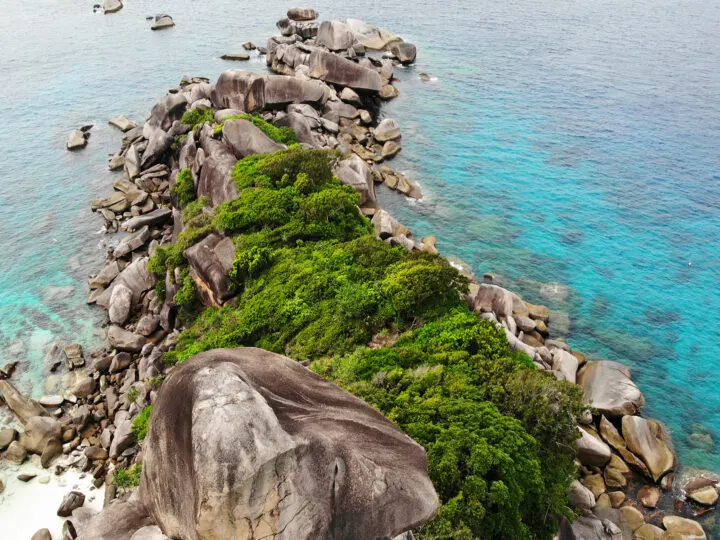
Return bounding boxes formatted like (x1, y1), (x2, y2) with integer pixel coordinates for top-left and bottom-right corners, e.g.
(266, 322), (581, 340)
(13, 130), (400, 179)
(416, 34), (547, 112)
(1, 0), (719, 478)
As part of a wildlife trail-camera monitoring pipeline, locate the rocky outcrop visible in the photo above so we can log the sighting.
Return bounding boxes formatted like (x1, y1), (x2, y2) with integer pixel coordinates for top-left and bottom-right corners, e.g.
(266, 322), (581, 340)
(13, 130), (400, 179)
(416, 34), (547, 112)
(390, 42), (417, 65)
(184, 233), (236, 306)
(577, 361), (645, 417)
(345, 19), (401, 50)
(0, 380), (48, 424)
(67, 128), (89, 150)
(316, 20), (355, 51)
(308, 49), (383, 91)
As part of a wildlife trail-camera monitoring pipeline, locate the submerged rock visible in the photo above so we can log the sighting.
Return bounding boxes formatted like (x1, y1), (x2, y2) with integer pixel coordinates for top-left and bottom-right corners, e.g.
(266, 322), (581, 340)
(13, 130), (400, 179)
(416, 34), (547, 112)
(220, 53), (250, 61)
(390, 42), (417, 65)
(67, 129), (88, 151)
(103, 0), (123, 14)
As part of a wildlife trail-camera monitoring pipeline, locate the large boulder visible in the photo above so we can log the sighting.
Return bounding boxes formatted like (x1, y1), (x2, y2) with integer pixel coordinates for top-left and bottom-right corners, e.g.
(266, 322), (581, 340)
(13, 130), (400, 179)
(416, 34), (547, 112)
(108, 326), (147, 353)
(141, 348), (438, 539)
(18, 416), (62, 454)
(96, 257), (156, 311)
(371, 209), (409, 240)
(109, 284), (133, 325)
(577, 361), (645, 417)
(345, 19), (402, 50)
(390, 42), (417, 65)
(552, 349), (580, 384)
(308, 49), (382, 91)
(148, 93), (187, 131)
(222, 119), (285, 158)
(316, 21), (355, 51)
(662, 516), (706, 539)
(469, 284), (514, 321)
(621, 416), (674, 481)
(121, 208), (173, 232)
(287, 7), (318, 21)
(0, 380), (48, 424)
(374, 119), (401, 142)
(184, 234), (236, 307)
(334, 154), (375, 205)
(577, 427), (611, 467)
(212, 70), (262, 111)
(197, 147), (238, 207)
(255, 75), (326, 111)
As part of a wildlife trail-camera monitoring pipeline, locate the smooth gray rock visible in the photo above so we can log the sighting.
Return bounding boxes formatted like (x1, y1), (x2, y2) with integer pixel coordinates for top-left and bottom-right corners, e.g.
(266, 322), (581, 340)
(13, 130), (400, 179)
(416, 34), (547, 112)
(0, 427), (17, 450)
(222, 119), (285, 158)
(577, 361), (645, 417)
(577, 427), (612, 467)
(568, 479), (596, 510)
(67, 129), (88, 150)
(308, 49), (382, 91)
(109, 114), (135, 131)
(109, 284), (133, 325)
(371, 209), (409, 240)
(5, 440), (27, 464)
(108, 326), (147, 352)
(121, 208), (172, 232)
(316, 20), (355, 51)
(71, 371), (97, 398)
(19, 416), (62, 454)
(0, 380), (48, 424)
(334, 154), (375, 205)
(97, 257), (156, 311)
(103, 0), (123, 13)
(151, 14), (175, 31)
(345, 19), (401, 50)
(58, 491), (86, 517)
(390, 42), (417, 65)
(140, 348), (438, 539)
(184, 233), (236, 306)
(221, 52), (250, 61)
(31, 529), (52, 540)
(249, 75), (326, 112)
(89, 260), (120, 289)
(148, 92), (187, 131)
(211, 70), (261, 110)
(114, 227), (150, 259)
(130, 525), (170, 540)
(197, 148), (238, 207)
(470, 283), (514, 320)
(109, 419), (134, 459)
(287, 7), (318, 21)
(276, 18), (319, 39)
(374, 118), (401, 142)
(622, 416), (674, 481)
(552, 349), (580, 384)
(275, 112), (318, 146)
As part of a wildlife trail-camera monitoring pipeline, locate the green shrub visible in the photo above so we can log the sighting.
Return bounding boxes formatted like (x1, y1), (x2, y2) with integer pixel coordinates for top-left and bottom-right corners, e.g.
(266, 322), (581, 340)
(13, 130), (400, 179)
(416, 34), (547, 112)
(132, 405), (153, 441)
(113, 463), (142, 489)
(126, 387), (138, 404)
(174, 269), (196, 308)
(181, 107), (215, 127)
(146, 376), (165, 389)
(230, 246), (274, 283)
(171, 168), (196, 207)
(183, 195), (210, 222)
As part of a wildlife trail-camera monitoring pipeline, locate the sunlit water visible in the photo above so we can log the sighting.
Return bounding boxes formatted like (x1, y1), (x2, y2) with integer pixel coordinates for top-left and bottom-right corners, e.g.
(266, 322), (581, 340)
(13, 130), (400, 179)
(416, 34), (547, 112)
(1, 0), (718, 479)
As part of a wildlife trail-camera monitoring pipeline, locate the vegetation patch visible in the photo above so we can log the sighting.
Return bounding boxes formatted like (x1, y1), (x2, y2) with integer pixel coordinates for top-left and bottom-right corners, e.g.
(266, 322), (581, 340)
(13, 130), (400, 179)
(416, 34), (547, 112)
(181, 107), (215, 127)
(132, 405), (153, 441)
(171, 167), (196, 207)
(114, 463), (142, 489)
(222, 113), (297, 144)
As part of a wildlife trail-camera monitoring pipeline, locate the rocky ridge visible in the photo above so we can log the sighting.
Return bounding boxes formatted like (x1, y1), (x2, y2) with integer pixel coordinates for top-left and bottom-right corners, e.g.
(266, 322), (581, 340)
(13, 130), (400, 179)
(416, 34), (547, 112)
(1, 7), (716, 540)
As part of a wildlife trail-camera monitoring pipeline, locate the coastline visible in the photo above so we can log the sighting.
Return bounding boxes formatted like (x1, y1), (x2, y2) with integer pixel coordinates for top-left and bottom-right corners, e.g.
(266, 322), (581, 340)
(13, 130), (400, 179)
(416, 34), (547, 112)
(1, 8), (718, 539)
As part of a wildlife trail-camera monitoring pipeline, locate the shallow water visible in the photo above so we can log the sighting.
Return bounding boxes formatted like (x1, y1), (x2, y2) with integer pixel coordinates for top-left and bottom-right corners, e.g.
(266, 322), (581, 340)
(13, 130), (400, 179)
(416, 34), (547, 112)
(0, 0), (718, 481)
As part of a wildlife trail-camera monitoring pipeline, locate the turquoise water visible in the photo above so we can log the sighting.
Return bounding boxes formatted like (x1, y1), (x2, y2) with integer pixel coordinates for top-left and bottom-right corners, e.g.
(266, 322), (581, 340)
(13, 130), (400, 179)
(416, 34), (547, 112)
(1, 0), (719, 474)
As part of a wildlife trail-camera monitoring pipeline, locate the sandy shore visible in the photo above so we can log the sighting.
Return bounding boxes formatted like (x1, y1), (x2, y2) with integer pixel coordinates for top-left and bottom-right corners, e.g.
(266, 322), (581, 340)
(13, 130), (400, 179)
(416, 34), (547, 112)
(0, 460), (103, 539)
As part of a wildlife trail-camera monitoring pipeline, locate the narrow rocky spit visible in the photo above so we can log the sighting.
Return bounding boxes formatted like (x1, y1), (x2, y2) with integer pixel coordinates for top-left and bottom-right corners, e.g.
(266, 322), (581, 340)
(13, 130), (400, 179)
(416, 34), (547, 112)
(1, 7), (717, 540)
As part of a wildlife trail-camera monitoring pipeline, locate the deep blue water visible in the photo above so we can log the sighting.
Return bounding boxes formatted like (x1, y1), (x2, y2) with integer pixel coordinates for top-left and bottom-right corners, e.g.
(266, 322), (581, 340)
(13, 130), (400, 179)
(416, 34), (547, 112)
(1, 0), (719, 474)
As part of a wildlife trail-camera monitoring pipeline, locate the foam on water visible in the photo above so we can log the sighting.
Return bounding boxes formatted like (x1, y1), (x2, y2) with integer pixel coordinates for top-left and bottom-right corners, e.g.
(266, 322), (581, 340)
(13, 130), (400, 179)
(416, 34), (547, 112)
(0, 0), (719, 485)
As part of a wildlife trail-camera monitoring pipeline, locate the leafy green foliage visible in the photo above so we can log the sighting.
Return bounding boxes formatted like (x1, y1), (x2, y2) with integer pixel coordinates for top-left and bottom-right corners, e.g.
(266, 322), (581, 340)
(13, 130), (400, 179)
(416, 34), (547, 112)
(154, 147), (585, 539)
(181, 107), (214, 127)
(132, 405), (152, 441)
(126, 387), (138, 404)
(311, 312), (586, 539)
(174, 269), (196, 308)
(113, 463), (142, 489)
(183, 195), (210, 222)
(171, 168), (195, 207)
(222, 114), (297, 144)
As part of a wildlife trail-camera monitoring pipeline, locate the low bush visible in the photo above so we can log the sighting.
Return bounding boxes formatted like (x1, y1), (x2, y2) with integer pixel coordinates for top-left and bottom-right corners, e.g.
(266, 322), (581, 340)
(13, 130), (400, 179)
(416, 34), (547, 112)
(181, 107), (214, 127)
(132, 405), (153, 441)
(171, 167), (196, 207)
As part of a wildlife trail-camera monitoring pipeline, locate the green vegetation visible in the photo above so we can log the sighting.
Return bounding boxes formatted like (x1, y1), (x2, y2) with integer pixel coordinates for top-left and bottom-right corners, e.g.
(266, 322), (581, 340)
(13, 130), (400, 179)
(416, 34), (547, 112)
(147, 147), (585, 538)
(114, 463), (142, 489)
(312, 310), (585, 539)
(126, 386), (138, 404)
(181, 107), (215, 127)
(171, 167), (196, 207)
(183, 195), (210, 223)
(146, 375), (165, 389)
(132, 405), (153, 441)
(221, 113), (297, 144)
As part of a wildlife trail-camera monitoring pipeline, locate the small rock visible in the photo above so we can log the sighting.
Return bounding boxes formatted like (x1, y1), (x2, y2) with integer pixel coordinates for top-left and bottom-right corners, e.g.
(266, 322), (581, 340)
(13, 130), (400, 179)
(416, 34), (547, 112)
(634, 523), (664, 540)
(688, 485), (719, 506)
(31, 529), (52, 540)
(67, 129), (88, 151)
(389, 42), (417, 65)
(381, 140), (401, 158)
(84, 446), (109, 461)
(242, 41), (256, 50)
(5, 440), (27, 464)
(108, 114), (136, 132)
(287, 7), (319, 21)
(619, 505), (645, 532)
(380, 84), (399, 100)
(374, 118), (401, 142)
(662, 516), (706, 538)
(38, 475), (51, 484)
(638, 485), (662, 508)
(151, 14), (174, 30)
(39, 395), (64, 407)
(103, 0), (123, 14)
(0, 427), (17, 450)
(18, 473), (37, 482)
(221, 53), (250, 61)
(57, 490), (85, 517)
